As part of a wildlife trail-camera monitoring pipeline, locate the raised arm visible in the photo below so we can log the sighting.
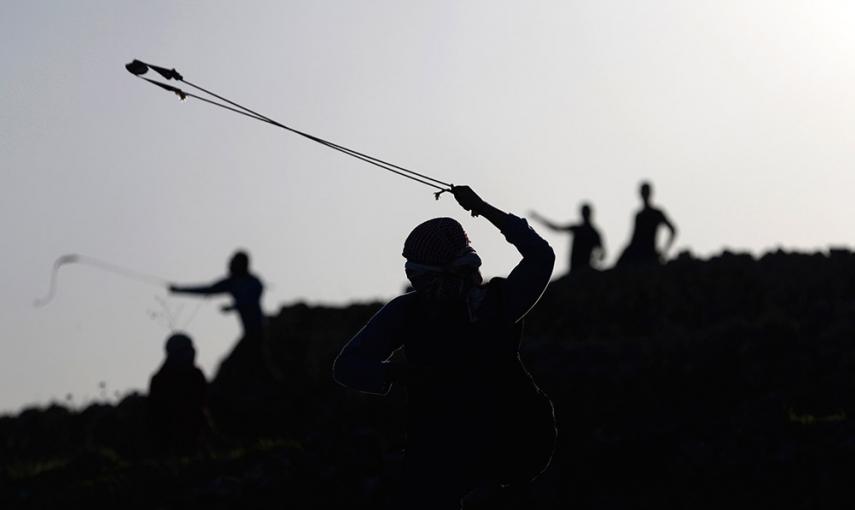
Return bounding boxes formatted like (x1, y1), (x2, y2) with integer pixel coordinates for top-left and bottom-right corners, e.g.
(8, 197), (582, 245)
(500, 215), (556, 322)
(333, 295), (409, 395)
(453, 186), (555, 323)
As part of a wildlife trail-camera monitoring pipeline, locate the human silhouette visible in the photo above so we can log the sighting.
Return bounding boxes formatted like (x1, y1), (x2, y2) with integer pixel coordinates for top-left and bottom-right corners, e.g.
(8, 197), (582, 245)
(169, 251), (264, 336)
(169, 250), (277, 403)
(334, 186), (557, 509)
(530, 203), (605, 274)
(617, 181), (677, 266)
(148, 333), (208, 455)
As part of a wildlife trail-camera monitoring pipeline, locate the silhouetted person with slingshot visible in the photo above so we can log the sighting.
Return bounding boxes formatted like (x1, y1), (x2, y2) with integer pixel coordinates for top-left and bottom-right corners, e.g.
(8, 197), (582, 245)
(334, 186), (557, 509)
(617, 181), (677, 267)
(530, 203), (605, 274)
(169, 251), (264, 336)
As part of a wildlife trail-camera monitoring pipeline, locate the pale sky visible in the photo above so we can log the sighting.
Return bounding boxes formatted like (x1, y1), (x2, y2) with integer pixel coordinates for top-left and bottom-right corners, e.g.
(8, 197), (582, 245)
(2, 0), (854, 414)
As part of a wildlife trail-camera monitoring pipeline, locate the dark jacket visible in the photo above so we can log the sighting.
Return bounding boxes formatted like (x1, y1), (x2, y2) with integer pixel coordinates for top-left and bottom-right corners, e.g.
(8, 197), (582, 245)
(334, 214), (556, 484)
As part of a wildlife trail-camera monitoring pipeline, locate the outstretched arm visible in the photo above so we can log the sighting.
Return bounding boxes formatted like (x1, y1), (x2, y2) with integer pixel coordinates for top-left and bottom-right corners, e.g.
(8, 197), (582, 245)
(453, 186), (556, 323)
(529, 211), (572, 232)
(169, 278), (230, 296)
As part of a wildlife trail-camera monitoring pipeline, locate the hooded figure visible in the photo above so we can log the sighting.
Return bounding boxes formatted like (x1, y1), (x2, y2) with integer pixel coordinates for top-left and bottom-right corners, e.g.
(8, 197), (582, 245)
(148, 333), (208, 455)
(334, 186), (556, 509)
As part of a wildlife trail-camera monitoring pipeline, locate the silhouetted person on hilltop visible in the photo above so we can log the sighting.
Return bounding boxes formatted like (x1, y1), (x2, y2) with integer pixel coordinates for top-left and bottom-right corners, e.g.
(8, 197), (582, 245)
(617, 181), (677, 267)
(169, 251), (264, 336)
(169, 251), (277, 405)
(334, 186), (557, 509)
(148, 333), (208, 455)
(531, 203), (605, 274)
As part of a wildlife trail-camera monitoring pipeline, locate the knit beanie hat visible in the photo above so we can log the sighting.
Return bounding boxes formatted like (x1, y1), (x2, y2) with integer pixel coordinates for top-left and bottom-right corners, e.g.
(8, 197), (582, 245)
(403, 217), (471, 265)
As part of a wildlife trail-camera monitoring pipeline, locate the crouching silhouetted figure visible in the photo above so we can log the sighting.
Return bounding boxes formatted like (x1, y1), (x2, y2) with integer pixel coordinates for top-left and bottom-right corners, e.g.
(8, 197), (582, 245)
(148, 333), (208, 455)
(335, 186), (557, 509)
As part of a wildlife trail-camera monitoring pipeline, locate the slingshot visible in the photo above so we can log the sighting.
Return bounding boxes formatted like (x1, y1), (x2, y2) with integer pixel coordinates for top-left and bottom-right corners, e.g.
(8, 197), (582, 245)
(125, 59), (454, 199)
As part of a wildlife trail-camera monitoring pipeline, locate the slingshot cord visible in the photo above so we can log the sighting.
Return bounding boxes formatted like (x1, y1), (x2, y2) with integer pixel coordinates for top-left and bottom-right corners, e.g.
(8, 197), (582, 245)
(128, 60), (453, 198)
(180, 78), (452, 188)
(35, 254), (168, 307)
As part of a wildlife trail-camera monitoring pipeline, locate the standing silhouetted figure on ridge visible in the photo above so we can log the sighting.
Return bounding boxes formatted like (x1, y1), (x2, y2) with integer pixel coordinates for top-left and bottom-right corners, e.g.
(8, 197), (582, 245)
(334, 186), (557, 509)
(617, 181), (677, 267)
(169, 251), (264, 336)
(148, 332), (208, 455)
(530, 203), (605, 274)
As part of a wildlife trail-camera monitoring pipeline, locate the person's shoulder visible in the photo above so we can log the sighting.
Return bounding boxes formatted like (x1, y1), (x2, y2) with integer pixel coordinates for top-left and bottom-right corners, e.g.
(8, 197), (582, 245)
(363, 292), (416, 325)
(386, 292), (417, 310)
(641, 206), (662, 218)
(485, 277), (507, 293)
(148, 366), (169, 390)
(149, 370), (162, 388)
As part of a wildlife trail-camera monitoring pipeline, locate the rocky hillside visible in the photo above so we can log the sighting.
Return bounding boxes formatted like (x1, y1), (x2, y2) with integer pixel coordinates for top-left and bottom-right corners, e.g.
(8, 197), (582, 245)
(3, 250), (855, 509)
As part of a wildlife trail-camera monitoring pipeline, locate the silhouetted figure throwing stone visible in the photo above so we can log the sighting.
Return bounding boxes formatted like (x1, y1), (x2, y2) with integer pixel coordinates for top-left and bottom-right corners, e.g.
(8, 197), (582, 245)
(169, 251), (264, 336)
(335, 186), (557, 509)
(148, 333), (208, 455)
(617, 181), (677, 267)
(531, 203), (604, 274)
